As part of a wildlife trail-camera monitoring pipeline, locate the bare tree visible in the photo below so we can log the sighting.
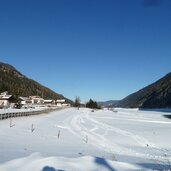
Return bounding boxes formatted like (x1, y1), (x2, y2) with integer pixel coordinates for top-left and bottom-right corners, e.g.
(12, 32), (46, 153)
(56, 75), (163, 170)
(74, 96), (81, 109)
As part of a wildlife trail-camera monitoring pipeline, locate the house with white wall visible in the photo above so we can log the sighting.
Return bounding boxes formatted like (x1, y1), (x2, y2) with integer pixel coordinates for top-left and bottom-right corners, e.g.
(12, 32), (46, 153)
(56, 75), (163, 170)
(56, 99), (69, 107)
(29, 96), (44, 104)
(18, 97), (32, 105)
(44, 99), (55, 105)
(0, 91), (13, 108)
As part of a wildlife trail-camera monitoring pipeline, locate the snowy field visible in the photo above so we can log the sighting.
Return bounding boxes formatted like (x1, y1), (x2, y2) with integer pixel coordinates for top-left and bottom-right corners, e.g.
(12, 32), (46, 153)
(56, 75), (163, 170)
(0, 105), (59, 114)
(0, 108), (43, 114)
(0, 108), (171, 171)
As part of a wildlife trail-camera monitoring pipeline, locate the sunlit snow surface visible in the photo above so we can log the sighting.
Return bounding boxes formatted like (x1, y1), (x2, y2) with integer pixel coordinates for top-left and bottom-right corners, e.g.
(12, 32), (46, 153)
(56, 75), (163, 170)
(0, 108), (171, 171)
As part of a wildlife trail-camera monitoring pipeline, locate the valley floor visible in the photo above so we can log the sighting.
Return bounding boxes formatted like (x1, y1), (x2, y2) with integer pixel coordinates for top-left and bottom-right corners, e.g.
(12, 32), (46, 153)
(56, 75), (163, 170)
(0, 108), (171, 171)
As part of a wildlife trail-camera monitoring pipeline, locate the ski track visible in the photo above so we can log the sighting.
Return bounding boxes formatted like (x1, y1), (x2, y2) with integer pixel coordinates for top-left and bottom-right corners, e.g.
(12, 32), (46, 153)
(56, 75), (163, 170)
(63, 109), (171, 164)
(1, 108), (171, 170)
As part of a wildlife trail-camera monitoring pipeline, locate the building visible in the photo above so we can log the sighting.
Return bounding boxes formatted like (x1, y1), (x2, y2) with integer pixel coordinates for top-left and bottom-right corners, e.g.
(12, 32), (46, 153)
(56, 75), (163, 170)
(56, 99), (65, 107)
(56, 99), (70, 107)
(56, 99), (66, 103)
(18, 97), (32, 105)
(44, 99), (55, 105)
(29, 96), (44, 104)
(0, 91), (14, 108)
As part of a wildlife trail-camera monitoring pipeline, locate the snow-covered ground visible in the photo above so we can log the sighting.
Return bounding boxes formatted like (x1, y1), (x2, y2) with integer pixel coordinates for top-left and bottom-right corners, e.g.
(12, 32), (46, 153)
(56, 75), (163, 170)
(0, 108), (171, 171)
(0, 105), (59, 114)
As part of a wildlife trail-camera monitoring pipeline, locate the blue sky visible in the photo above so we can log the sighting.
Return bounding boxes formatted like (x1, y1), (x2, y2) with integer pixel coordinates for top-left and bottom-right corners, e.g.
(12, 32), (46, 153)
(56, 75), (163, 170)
(0, 0), (171, 102)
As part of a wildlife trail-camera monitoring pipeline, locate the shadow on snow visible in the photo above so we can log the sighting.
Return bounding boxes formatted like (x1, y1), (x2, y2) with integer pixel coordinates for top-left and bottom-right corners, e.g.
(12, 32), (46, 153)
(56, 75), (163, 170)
(163, 115), (171, 119)
(137, 163), (171, 171)
(41, 166), (65, 171)
(139, 108), (171, 113)
(95, 157), (116, 171)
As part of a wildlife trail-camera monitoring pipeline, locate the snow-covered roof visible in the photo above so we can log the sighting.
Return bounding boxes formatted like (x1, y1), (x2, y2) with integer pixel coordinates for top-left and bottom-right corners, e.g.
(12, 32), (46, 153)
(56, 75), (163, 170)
(29, 96), (44, 100)
(0, 91), (8, 96)
(44, 100), (53, 103)
(0, 95), (12, 100)
(19, 97), (30, 101)
(56, 99), (65, 103)
(0, 91), (13, 100)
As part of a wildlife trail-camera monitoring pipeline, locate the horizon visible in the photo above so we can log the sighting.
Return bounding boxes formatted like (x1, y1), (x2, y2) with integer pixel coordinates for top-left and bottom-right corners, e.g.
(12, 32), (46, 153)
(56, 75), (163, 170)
(1, 56), (170, 103)
(0, 0), (171, 102)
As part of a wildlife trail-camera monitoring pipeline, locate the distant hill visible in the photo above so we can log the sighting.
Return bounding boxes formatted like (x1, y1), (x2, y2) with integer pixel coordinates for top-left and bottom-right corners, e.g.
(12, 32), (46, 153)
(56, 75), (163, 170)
(118, 72), (171, 108)
(98, 100), (119, 107)
(0, 62), (72, 103)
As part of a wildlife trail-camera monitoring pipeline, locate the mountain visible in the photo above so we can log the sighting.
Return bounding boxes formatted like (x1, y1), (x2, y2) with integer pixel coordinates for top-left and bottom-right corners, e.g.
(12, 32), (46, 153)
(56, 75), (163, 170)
(118, 72), (171, 108)
(0, 62), (72, 102)
(98, 100), (119, 107)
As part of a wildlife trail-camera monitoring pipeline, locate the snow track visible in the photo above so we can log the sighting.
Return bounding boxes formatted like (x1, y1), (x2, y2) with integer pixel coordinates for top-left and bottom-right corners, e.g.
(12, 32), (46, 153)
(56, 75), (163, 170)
(0, 108), (171, 170)
(63, 109), (171, 163)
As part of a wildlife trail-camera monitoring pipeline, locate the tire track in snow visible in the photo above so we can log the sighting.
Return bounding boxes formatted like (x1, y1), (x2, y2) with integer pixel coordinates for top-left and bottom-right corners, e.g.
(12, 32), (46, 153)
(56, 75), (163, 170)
(63, 111), (127, 155)
(62, 110), (169, 162)
(88, 112), (171, 163)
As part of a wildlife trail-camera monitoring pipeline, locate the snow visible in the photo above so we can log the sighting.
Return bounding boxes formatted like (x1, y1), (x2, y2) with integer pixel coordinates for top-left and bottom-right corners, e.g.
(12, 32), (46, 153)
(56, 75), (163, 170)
(0, 107), (44, 114)
(0, 153), (142, 171)
(0, 107), (171, 171)
(0, 106), (60, 114)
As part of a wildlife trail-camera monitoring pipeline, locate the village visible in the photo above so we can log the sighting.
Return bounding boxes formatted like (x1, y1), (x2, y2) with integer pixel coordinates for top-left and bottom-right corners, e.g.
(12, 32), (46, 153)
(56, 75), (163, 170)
(0, 91), (70, 109)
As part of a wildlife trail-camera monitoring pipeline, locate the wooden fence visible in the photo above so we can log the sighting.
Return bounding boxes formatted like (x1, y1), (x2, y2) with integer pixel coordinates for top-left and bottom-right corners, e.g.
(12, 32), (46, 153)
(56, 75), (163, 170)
(0, 108), (61, 120)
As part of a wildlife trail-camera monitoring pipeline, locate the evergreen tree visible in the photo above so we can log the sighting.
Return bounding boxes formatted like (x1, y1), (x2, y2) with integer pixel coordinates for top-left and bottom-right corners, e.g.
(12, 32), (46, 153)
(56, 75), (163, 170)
(86, 99), (100, 109)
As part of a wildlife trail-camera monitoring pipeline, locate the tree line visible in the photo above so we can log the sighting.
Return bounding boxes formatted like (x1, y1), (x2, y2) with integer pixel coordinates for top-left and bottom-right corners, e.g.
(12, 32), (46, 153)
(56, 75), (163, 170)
(74, 97), (101, 109)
